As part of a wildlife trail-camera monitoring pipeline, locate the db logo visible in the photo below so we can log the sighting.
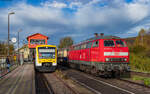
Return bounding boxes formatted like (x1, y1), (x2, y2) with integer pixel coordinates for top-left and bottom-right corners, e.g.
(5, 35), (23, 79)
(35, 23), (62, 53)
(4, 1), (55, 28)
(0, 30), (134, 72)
(115, 52), (119, 56)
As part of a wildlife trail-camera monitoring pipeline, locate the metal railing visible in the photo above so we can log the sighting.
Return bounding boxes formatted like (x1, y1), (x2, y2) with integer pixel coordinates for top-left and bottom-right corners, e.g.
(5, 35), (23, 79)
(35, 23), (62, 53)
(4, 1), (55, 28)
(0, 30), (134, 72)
(0, 58), (19, 78)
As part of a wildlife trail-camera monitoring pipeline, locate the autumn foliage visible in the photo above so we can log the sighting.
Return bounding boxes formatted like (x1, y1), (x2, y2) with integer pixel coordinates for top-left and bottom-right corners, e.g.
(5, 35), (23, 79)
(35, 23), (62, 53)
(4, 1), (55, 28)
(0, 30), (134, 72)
(128, 29), (150, 72)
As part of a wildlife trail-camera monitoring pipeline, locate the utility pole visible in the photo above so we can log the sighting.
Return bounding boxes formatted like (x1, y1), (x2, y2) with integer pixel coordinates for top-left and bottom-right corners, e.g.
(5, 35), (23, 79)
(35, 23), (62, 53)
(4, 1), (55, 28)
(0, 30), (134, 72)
(18, 29), (22, 64)
(8, 12), (15, 56)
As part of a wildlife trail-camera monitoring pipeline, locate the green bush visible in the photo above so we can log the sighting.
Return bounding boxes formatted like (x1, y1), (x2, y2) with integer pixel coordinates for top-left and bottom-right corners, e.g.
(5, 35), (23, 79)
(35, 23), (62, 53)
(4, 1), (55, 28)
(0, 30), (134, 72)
(132, 76), (150, 86)
(129, 45), (146, 54)
(144, 79), (150, 86)
(130, 53), (150, 72)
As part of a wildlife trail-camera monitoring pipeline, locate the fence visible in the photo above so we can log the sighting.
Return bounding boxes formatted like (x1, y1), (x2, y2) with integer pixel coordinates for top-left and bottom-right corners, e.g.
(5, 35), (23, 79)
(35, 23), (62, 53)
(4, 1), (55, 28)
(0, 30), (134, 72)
(0, 55), (20, 78)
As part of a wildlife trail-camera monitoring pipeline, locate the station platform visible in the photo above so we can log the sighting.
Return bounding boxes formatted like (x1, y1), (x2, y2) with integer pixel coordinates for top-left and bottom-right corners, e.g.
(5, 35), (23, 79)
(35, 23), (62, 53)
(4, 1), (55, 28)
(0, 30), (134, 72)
(0, 64), (35, 94)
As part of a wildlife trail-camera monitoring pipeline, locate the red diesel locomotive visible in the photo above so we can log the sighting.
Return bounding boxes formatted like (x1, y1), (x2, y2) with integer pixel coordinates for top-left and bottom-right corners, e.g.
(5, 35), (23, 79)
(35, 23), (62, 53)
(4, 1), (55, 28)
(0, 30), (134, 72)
(67, 34), (130, 77)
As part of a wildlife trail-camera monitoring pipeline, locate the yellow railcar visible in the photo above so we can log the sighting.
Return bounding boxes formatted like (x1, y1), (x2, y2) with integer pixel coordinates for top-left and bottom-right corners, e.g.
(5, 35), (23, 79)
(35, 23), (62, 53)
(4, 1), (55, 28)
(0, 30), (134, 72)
(34, 45), (57, 72)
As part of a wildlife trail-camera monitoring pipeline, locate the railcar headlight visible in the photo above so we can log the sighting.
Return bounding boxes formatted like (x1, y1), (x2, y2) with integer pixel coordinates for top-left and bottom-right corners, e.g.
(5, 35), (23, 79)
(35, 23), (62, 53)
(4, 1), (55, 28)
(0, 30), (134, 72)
(105, 58), (109, 62)
(52, 63), (57, 66)
(53, 54), (55, 58)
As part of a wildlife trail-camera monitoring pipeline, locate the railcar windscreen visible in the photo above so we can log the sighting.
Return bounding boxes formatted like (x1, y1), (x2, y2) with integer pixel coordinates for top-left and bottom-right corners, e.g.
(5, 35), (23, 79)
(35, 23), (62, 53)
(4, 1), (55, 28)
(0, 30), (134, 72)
(38, 47), (56, 59)
(116, 40), (126, 47)
(104, 40), (115, 47)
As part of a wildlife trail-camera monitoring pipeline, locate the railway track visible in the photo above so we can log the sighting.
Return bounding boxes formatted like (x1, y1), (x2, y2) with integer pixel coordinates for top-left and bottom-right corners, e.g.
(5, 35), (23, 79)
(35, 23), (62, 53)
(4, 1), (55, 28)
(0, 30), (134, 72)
(35, 71), (81, 94)
(35, 71), (54, 94)
(116, 71), (150, 89)
(59, 66), (150, 94)
(66, 70), (136, 94)
(131, 71), (150, 77)
(52, 73), (80, 94)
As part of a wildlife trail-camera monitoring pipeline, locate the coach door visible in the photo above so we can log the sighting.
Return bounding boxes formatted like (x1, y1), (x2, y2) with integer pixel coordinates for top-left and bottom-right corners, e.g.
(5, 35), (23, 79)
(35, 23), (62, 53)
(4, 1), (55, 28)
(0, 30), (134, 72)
(86, 42), (92, 62)
(91, 40), (100, 62)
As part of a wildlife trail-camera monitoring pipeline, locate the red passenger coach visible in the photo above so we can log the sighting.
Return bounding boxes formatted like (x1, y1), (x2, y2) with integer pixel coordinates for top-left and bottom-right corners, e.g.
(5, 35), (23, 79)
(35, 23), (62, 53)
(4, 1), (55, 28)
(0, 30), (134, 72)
(68, 35), (130, 77)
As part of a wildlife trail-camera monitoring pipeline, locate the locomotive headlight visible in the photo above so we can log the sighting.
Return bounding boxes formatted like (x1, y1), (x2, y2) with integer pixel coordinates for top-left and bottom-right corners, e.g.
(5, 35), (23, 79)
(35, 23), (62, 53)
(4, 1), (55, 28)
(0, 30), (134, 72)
(124, 58), (127, 61)
(105, 58), (109, 62)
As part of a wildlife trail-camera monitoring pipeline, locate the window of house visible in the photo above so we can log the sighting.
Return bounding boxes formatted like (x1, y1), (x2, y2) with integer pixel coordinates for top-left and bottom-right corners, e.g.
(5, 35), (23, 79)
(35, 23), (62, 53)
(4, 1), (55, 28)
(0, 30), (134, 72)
(30, 39), (45, 44)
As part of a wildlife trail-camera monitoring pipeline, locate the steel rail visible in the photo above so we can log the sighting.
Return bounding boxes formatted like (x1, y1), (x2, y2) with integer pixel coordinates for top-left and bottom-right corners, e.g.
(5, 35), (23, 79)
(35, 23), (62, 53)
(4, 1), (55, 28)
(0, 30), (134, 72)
(35, 72), (54, 94)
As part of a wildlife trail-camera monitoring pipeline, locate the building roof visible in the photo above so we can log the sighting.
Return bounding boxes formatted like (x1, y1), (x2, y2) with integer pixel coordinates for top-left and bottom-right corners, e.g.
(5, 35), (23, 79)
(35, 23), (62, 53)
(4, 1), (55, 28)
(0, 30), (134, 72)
(26, 33), (48, 40)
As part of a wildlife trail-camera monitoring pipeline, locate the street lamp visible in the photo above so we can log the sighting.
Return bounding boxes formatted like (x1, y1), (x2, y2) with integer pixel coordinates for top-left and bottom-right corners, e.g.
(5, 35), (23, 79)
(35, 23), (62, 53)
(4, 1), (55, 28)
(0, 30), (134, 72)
(18, 29), (22, 65)
(8, 12), (15, 56)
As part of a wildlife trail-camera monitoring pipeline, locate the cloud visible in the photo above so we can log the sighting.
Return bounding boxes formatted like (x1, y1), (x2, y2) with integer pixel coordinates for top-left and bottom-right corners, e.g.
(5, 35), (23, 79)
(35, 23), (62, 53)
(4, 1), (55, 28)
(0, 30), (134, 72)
(41, 1), (67, 8)
(124, 3), (149, 22)
(69, 2), (82, 9)
(1, 0), (150, 46)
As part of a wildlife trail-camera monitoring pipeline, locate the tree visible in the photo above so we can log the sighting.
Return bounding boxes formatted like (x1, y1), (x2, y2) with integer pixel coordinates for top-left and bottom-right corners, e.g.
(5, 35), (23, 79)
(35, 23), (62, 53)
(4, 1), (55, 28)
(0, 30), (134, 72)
(0, 41), (14, 56)
(58, 37), (73, 48)
(134, 28), (146, 46)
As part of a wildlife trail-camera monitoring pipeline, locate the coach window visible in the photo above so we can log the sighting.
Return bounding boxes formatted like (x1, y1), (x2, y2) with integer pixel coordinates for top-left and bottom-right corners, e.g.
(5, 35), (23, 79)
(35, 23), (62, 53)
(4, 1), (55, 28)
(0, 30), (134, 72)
(83, 44), (86, 49)
(77, 45), (80, 50)
(74, 46), (77, 50)
(79, 45), (81, 50)
(80, 44), (83, 49)
(93, 41), (99, 47)
(86, 42), (92, 48)
(76, 46), (78, 50)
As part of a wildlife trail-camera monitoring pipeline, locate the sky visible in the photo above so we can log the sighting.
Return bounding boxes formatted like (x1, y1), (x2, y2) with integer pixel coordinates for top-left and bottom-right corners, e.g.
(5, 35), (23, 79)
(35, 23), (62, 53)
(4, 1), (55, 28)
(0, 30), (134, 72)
(0, 0), (150, 47)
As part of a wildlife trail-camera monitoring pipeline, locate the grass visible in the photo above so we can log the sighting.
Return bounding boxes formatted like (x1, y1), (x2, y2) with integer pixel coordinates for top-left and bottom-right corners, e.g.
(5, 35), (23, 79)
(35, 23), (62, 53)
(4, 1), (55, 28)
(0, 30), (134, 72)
(132, 75), (150, 86)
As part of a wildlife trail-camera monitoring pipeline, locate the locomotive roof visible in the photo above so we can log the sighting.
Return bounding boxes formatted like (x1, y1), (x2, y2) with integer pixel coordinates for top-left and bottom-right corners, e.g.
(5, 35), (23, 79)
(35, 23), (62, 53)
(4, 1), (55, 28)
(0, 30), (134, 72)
(82, 35), (121, 43)
(87, 35), (121, 41)
(73, 35), (121, 46)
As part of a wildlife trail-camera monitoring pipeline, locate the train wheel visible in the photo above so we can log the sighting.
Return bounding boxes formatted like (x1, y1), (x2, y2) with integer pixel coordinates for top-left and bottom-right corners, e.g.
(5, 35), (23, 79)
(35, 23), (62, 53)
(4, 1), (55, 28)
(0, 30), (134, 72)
(85, 66), (90, 74)
(91, 67), (99, 76)
(79, 64), (84, 71)
(112, 70), (120, 78)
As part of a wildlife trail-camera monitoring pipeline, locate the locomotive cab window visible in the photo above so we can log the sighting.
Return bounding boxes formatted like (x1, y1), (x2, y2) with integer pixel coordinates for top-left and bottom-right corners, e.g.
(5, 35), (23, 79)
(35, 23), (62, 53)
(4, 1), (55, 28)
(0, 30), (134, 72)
(116, 40), (126, 47)
(104, 40), (115, 47)
(92, 41), (99, 47)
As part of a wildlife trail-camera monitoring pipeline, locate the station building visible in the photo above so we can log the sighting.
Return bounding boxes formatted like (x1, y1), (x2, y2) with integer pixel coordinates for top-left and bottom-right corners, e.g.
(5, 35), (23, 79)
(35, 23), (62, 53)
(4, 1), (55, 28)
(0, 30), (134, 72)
(26, 33), (49, 61)
(19, 44), (30, 62)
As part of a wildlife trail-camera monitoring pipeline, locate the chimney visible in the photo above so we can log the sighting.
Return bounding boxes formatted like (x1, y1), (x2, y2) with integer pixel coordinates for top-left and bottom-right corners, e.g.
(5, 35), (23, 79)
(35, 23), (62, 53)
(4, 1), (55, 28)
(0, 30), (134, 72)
(100, 33), (104, 37)
(94, 33), (98, 37)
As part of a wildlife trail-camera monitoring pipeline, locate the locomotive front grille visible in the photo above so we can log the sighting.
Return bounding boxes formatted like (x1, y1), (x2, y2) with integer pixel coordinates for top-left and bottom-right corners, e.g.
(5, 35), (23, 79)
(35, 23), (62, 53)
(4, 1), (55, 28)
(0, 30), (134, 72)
(106, 58), (127, 62)
(111, 58), (124, 62)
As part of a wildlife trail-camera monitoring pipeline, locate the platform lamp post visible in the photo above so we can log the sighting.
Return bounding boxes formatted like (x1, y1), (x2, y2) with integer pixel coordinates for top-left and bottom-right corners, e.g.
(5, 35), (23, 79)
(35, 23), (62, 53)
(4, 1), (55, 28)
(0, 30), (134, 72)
(18, 29), (22, 65)
(8, 12), (15, 56)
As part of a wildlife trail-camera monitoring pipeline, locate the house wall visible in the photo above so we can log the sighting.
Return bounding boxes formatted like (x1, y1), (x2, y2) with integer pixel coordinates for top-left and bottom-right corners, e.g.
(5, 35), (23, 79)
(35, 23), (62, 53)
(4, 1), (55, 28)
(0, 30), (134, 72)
(27, 34), (48, 48)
